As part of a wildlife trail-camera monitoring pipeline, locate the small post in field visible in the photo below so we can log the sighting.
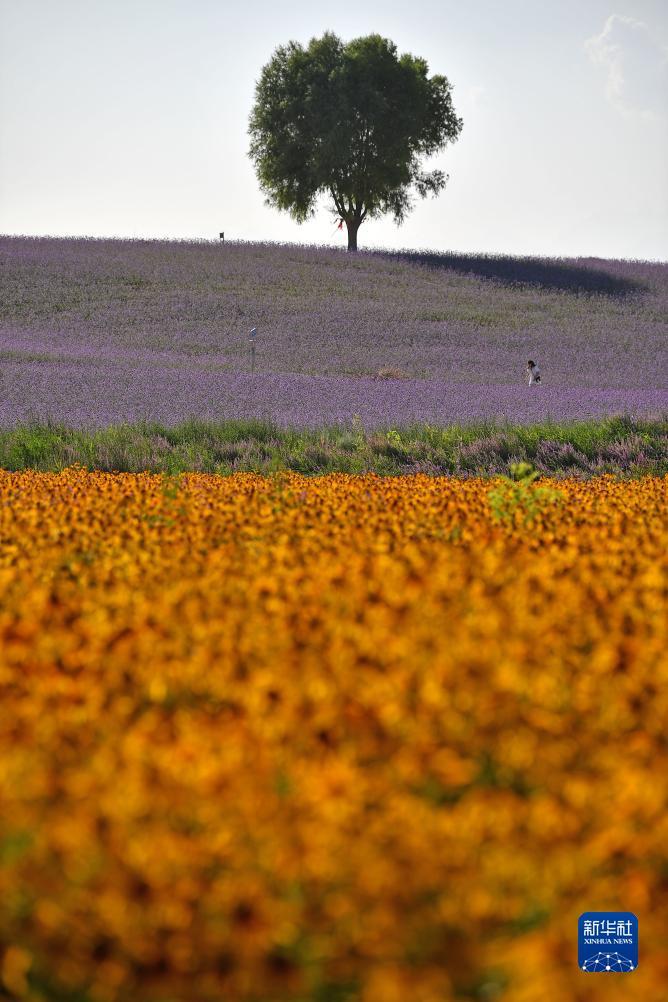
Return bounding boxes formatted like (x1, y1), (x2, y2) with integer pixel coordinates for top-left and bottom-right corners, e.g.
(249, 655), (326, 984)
(249, 327), (257, 373)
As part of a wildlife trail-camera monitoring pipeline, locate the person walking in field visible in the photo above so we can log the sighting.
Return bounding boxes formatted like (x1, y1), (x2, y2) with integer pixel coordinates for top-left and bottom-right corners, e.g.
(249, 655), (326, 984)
(526, 360), (541, 385)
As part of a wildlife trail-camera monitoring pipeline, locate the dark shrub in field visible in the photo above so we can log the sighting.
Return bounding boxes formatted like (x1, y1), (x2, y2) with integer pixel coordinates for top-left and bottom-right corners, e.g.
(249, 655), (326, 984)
(457, 435), (524, 473)
(534, 440), (592, 472)
(599, 433), (660, 466)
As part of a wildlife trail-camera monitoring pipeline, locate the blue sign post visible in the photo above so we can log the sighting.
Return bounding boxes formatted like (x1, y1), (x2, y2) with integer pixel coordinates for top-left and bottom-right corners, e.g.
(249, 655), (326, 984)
(249, 328), (257, 373)
(578, 912), (638, 972)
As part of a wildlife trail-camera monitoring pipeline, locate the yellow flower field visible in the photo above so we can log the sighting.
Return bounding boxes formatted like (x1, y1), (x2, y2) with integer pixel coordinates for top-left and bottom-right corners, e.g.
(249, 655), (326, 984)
(0, 470), (666, 1002)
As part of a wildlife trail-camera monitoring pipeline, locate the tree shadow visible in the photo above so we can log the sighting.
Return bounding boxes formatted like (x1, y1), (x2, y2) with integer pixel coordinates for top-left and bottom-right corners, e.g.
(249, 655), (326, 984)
(377, 249), (645, 297)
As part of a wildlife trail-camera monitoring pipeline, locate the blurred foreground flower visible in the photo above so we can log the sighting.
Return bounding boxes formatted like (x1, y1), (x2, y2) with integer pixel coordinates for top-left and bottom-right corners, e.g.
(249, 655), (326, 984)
(0, 471), (666, 1001)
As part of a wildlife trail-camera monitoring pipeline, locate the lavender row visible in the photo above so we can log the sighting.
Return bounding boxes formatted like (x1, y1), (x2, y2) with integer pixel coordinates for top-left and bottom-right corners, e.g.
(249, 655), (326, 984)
(1, 237), (666, 397)
(0, 360), (664, 429)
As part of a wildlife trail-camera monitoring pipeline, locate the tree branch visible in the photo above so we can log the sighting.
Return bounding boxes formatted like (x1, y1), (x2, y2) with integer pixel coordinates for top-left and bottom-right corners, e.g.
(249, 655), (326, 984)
(329, 186), (345, 218)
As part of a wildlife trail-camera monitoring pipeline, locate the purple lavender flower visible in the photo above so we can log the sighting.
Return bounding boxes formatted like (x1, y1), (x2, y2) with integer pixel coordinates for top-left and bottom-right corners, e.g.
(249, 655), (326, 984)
(0, 236), (666, 429)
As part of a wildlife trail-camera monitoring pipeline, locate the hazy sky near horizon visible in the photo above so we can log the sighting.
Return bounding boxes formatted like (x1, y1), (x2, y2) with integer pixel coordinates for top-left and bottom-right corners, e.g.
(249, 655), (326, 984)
(1, 0), (667, 260)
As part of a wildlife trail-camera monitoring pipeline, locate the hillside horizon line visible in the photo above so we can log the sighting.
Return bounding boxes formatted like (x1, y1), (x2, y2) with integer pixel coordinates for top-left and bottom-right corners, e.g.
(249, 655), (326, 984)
(2, 233), (667, 267)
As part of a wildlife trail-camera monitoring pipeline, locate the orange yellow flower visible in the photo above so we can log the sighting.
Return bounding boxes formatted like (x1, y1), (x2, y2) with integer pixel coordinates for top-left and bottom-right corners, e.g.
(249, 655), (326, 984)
(0, 470), (666, 1001)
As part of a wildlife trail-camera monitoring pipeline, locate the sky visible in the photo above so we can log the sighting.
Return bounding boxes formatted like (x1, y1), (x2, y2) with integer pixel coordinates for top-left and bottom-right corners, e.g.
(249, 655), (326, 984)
(1, 0), (667, 260)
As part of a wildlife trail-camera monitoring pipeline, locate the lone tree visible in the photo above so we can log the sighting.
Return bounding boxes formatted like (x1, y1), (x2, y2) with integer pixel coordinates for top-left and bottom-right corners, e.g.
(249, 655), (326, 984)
(248, 32), (463, 251)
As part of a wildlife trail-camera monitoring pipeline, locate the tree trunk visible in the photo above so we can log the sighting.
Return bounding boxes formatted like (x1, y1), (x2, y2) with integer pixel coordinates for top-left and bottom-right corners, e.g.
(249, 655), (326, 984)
(346, 219), (359, 252)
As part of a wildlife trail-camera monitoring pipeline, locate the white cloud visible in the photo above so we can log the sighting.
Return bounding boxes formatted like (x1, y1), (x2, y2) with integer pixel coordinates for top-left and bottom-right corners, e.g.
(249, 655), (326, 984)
(584, 14), (668, 119)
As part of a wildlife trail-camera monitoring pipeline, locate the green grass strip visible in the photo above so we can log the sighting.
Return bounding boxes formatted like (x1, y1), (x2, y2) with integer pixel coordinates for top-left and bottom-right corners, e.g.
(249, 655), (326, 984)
(0, 415), (665, 477)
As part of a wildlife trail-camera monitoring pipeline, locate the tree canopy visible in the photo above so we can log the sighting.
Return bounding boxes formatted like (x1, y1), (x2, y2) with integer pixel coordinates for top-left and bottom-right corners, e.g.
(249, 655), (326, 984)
(248, 32), (463, 250)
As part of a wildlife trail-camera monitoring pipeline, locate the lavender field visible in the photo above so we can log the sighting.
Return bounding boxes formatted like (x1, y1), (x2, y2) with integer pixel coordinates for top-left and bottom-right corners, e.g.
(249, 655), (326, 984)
(1, 236), (666, 429)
